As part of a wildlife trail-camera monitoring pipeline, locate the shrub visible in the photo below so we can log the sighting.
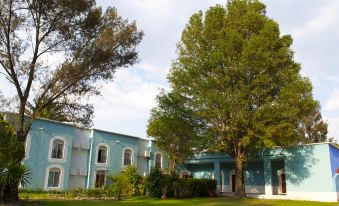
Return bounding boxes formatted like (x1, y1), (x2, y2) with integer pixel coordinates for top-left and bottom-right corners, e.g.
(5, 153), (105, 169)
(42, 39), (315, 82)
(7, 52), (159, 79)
(0, 115), (30, 202)
(111, 173), (131, 200)
(145, 167), (164, 198)
(177, 178), (216, 198)
(121, 166), (144, 195)
(108, 165), (144, 199)
(145, 168), (216, 199)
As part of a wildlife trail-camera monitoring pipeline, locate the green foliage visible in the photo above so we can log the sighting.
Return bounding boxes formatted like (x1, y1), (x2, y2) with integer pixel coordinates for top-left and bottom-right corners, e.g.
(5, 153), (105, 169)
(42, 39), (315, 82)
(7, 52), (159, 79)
(0, 0), (144, 139)
(19, 188), (115, 199)
(298, 102), (328, 143)
(0, 115), (31, 202)
(149, 0), (326, 197)
(145, 167), (164, 198)
(145, 168), (216, 199)
(109, 166), (144, 200)
(121, 166), (145, 195)
(0, 115), (25, 162)
(177, 178), (217, 198)
(147, 92), (201, 172)
(111, 174), (131, 200)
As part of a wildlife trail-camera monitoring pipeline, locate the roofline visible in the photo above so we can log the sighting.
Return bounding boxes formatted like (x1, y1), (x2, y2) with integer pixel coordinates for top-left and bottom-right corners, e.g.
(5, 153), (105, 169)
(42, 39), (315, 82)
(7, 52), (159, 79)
(92, 128), (149, 140)
(2, 112), (147, 140)
(267, 142), (338, 149)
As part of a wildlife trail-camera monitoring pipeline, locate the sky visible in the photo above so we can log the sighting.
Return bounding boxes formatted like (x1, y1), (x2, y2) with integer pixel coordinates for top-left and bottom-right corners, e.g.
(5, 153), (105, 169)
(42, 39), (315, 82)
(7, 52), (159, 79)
(1, 0), (339, 140)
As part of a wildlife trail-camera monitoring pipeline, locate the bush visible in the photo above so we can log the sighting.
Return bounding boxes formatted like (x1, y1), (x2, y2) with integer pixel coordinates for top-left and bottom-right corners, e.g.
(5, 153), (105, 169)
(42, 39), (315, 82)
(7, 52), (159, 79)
(108, 165), (144, 200)
(145, 168), (216, 199)
(111, 174), (131, 200)
(0, 115), (30, 202)
(144, 167), (164, 198)
(177, 178), (216, 198)
(121, 166), (144, 195)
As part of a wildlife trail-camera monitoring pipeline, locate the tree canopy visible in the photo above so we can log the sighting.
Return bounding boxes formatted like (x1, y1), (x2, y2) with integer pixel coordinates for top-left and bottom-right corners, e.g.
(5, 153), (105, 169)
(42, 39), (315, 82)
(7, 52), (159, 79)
(0, 0), (143, 140)
(147, 0), (328, 197)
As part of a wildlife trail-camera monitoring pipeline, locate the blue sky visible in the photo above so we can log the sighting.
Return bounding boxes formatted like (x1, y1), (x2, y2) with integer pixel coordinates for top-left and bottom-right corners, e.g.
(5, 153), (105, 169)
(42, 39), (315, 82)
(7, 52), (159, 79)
(1, 0), (339, 140)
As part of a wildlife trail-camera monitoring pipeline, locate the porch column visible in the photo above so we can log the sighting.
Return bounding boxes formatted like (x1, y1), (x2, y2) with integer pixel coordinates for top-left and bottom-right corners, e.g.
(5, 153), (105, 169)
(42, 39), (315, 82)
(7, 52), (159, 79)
(214, 161), (221, 192)
(263, 158), (272, 195)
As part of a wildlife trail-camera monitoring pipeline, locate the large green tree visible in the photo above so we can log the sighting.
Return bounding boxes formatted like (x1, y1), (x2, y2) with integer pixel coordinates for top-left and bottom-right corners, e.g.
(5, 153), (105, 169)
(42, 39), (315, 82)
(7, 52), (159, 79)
(147, 91), (201, 172)
(0, 0), (143, 139)
(148, 0), (328, 197)
(0, 0), (143, 201)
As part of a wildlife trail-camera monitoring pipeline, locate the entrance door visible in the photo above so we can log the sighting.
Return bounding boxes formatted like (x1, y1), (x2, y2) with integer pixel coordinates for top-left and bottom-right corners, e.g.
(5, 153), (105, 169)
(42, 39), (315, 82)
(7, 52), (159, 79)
(281, 173), (286, 193)
(232, 174), (235, 192)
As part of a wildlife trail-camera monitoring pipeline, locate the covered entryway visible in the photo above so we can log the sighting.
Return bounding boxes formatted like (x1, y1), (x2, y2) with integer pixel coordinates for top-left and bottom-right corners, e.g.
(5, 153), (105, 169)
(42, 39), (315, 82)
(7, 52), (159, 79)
(271, 160), (286, 195)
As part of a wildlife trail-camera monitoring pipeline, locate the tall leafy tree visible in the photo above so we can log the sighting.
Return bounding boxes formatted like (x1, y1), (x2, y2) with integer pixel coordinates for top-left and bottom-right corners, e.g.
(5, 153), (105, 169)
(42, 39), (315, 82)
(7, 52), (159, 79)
(0, 0), (143, 143)
(0, 0), (143, 201)
(148, 0), (327, 197)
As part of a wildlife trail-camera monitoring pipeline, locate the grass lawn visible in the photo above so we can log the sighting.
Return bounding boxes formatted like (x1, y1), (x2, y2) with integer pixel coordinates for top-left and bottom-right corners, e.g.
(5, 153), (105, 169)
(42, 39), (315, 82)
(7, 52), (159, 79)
(20, 197), (339, 206)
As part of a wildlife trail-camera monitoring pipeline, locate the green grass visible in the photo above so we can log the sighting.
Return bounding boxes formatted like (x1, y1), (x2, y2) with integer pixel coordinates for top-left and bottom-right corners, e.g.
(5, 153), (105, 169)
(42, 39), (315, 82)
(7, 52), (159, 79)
(20, 197), (339, 206)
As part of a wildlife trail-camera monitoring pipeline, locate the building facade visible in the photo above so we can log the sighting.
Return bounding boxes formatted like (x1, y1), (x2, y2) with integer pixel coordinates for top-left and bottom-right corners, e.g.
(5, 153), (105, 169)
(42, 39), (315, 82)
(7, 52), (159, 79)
(9, 116), (339, 202)
(183, 143), (339, 202)
(18, 117), (168, 190)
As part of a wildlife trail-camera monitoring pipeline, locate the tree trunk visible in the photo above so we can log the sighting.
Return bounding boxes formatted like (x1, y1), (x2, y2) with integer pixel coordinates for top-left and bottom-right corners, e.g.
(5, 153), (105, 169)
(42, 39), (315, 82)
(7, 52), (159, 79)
(234, 155), (246, 197)
(2, 182), (19, 203)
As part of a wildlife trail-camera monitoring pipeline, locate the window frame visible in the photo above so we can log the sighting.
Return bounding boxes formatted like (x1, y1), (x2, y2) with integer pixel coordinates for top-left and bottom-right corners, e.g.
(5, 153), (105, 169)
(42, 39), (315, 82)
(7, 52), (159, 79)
(154, 152), (163, 169)
(94, 170), (106, 188)
(95, 143), (110, 166)
(48, 136), (67, 163)
(122, 147), (134, 166)
(44, 165), (64, 190)
(51, 139), (64, 159)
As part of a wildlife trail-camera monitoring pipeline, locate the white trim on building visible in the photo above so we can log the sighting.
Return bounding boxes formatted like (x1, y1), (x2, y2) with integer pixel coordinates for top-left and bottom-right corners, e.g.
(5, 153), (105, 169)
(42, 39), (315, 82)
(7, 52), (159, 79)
(95, 143), (110, 166)
(44, 164), (64, 190)
(48, 136), (68, 163)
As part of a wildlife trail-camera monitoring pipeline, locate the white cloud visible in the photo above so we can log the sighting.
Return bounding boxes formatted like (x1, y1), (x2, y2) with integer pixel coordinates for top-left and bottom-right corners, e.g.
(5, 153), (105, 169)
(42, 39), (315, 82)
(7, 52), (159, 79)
(326, 117), (339, 141)
(91, 64), (165, 137)
(291, 0), (339, 38)
(325, 89), (339, 112)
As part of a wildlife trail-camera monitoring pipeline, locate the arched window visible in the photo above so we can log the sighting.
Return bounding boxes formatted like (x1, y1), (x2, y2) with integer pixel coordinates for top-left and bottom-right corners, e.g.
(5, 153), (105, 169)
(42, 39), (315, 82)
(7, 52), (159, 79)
(47, 167), (61, 188)
(123, 149), (133, 166)
(51, 139), (64, 159)
(97, 146), (108, 163)
(95, 170), (106, 188)
(155, 153), (162, 169)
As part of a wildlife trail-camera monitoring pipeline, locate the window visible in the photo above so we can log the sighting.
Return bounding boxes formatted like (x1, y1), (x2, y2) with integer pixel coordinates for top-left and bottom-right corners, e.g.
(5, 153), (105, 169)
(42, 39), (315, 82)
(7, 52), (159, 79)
(51, 139), (64, 159)
(95, 170), (105, 188)
(97, 146), (107, 163)
(123, 149), (132, 166)
(47, 168), (61, 188)
(155, 153), (162, 168)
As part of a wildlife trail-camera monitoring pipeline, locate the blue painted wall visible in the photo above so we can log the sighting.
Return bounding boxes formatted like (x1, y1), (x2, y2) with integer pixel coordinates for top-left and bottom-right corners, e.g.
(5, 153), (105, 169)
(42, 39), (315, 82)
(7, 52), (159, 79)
(282, 144), (332, 192)
(23, 119), (74, 190)
(150, 142), (169, 170)
(329, 144), (339, 192)
(87, 129), (140, 188)
(244, 162), (265, 186)
(184, 144), (335, 193)
(189, 163), (214, 179)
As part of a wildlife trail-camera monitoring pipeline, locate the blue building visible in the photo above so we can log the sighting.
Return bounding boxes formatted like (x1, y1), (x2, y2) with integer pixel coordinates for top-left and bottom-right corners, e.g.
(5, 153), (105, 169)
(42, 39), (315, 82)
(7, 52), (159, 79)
(7, 115), (339, 202)
(14, 117), (168, 190)
(183, 143), (339, 202)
